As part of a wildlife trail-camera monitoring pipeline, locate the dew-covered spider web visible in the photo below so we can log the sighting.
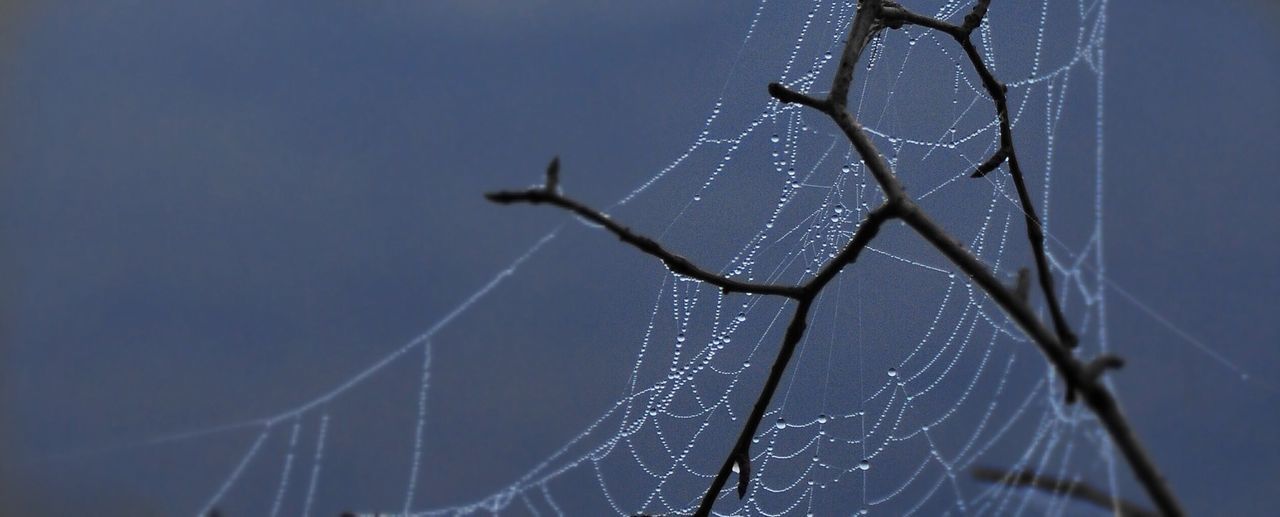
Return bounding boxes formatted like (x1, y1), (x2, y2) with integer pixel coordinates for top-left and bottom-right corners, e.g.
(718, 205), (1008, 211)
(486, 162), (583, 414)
(157, 0), (1185, 514)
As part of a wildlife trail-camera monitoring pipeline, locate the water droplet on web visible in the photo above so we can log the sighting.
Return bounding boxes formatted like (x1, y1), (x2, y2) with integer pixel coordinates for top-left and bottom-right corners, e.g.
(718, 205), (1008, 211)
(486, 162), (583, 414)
(858, 460), (871, 471)
(736, 313), (747, 323)
(775, 418), (786, 430)
(834, 204), (845, 214)
(771, 134), (781, 143)
(887, 368), (897, 377)
(817, 414), (828, 424)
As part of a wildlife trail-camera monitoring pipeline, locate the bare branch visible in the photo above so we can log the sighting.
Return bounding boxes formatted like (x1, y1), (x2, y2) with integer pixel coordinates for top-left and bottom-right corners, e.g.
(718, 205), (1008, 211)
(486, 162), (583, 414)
(489, 1), (1185, 516)
(829, 1), (885, 107)
(769, 2), (1181, 515)
(972, 147), (1009, 178)
(962, 0), (995, 34)
(544, 156), (560, 193)
(1067, 354), (1125, 404)
(807, 203), (897, 293)
(881, 1), (1077, 349)
(767, 82), (829, 112)
(959, 25), (1078, 349)
(1013, 267), (1031, 303)
(880, 2), (963, 36)
(972, 466), (1158, 517)
(486, 168), (803, 299)
(695, 297), (812, 515)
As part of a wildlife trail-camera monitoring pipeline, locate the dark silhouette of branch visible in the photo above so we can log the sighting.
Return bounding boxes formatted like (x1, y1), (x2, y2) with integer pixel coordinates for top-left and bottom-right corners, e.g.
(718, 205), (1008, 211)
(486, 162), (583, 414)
(972, 466), (1158, 517)
(885, 0), (1077, 349)
(486, 161), (803, 299)
(487, 1), (1183, 516)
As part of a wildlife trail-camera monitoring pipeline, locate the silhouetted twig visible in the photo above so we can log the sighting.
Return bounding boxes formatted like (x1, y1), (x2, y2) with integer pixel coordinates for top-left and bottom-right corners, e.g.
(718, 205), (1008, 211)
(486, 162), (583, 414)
(487, 1), (1182, 516)
(972, 466), (1158, 517)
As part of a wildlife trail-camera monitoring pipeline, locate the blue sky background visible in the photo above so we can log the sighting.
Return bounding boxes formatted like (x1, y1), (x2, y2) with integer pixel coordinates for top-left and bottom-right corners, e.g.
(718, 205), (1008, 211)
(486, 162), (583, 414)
(1, 0), (1277, 515)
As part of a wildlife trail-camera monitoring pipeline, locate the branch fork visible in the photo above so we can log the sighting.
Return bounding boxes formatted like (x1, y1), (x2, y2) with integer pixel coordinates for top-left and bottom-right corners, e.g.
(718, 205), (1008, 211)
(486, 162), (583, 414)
(487, 1), (1182, 515)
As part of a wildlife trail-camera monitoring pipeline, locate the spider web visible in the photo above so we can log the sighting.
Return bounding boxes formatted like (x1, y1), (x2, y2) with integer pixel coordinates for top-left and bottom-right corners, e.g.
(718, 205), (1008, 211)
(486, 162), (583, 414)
(176, 1), (1135, 515)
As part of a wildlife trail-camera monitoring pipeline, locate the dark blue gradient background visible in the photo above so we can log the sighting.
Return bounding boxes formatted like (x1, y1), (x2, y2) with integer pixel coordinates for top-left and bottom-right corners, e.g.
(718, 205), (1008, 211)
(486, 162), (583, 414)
(1, 1), (1276, 514)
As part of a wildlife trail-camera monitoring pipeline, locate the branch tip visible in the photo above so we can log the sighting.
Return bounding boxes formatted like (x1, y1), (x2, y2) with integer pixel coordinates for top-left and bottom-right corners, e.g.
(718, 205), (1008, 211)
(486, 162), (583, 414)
(1067, 355), (1123, 404)
(767, 82), (827, 110)
(1085, 354), (1125, 382)
(545, 156), (560, 192)
(484, 190), (525, 204)
(963, 0), (993, 33)
(1013, 267), (1031, 303)
(734, 452), (752, 498)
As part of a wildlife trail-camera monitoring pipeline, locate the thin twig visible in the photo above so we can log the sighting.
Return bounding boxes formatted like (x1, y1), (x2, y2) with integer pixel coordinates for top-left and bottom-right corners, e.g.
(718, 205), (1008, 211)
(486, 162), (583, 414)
(487, 175), (803, 299)
(972, 466), (1158, 517)
(776, 1), (1181, 515)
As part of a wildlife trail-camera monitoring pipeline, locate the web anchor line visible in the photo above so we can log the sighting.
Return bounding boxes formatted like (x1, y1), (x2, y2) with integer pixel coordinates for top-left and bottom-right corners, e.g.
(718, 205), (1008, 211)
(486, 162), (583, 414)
(487, 1), (1182, 516)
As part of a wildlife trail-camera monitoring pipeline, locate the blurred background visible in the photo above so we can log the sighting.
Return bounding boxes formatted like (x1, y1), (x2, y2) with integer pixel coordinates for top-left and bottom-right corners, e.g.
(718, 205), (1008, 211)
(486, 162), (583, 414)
(1, 0), (1276, 515)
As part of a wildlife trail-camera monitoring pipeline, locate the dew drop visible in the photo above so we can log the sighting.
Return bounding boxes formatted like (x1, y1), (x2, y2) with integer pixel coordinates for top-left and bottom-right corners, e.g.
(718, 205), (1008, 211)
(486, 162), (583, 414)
(736, 313), (747, 323)
(817, 414), (829, 424)
(859, 460), (871, 471)
(775, 418), (786, 430)
(771, 134), (781, 143)
(887, 368), (897, 377)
